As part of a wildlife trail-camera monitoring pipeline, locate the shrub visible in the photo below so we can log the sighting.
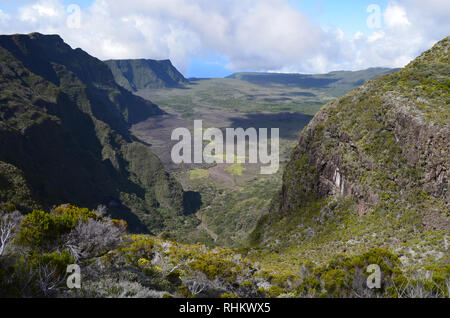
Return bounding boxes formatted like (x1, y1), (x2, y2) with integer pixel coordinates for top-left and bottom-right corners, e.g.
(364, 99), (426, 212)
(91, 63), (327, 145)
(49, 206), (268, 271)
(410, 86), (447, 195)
(297, 248), (406, 297)
(0, 202), (17, 213)
(220, 293), (238, 298)
(18, 205), (101, 250)
(65, 218), (126, 261)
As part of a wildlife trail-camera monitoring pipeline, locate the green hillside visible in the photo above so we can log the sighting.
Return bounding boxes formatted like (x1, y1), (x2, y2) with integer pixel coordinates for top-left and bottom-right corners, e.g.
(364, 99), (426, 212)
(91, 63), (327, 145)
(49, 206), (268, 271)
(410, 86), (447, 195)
(227, 68), (397, 97)
(0, 33), (191, 233)
(251, 37), (449, 269)
(104, 59), (187, 91)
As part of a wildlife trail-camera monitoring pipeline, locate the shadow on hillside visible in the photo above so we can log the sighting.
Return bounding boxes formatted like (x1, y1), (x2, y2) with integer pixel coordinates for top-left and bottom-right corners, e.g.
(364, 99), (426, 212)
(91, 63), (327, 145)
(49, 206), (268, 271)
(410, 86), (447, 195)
(183, 191), (203, 215)
(229, 112), (314, 140)
(234, 74), (339, 88)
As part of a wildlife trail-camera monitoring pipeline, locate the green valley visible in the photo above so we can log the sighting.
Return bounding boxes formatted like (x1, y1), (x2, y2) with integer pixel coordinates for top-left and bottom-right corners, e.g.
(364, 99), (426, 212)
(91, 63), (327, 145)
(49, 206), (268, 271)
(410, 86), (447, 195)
(130, 65), (397, 247)
(0, 32), (448, 299)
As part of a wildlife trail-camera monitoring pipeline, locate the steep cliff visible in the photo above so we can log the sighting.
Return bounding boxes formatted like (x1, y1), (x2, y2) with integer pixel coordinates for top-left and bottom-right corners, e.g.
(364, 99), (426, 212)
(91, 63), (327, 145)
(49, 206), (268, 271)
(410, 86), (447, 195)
(0, 33), (186, 232)
(104, 59), (187, 91)
(251, 37), (449, 258)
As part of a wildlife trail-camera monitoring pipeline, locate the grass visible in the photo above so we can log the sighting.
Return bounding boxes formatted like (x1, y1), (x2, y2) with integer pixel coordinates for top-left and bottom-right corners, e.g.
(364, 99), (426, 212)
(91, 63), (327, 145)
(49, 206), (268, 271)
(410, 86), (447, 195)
(138, 78), (336, 117)
(225, 163), (246, 177)
(190, 169), (210, 180)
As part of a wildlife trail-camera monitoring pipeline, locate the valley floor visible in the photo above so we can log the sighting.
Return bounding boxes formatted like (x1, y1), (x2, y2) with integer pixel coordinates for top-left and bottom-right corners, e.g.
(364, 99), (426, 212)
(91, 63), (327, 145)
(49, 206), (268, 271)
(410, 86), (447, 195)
(131, 81), (313, 247)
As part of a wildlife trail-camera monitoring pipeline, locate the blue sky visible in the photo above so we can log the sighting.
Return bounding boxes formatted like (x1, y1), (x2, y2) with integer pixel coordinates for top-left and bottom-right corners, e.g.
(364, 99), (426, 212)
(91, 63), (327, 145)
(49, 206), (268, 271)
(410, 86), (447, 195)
(0, 0), (92, 10)
(291, 0), (390, 34)
(0, 0), (448, 78)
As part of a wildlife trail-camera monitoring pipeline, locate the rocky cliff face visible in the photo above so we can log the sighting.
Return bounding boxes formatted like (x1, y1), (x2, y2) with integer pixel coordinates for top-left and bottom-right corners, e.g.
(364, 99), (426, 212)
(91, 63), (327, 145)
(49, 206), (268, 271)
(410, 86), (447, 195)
(104, 59), (187, 91)
(252, 37), (449, 248)
(0, 33), (186, 232)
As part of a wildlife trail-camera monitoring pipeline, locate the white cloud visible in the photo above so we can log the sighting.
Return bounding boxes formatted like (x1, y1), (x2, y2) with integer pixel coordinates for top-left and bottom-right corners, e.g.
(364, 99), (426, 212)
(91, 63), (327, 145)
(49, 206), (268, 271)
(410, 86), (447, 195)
(353, 31), (364, 41)
(327, 0), (449, 72)
(367, 31), (385, 43)
(0, 0), (448, 74)
(0, 9), (9, 23)
(19, 0), (63, 23)
(384, 3), (410, 28)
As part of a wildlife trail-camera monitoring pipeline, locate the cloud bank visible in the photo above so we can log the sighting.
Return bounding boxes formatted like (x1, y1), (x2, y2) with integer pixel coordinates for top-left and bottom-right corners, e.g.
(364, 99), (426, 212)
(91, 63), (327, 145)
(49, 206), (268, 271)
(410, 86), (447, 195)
(0, 0), (449, 75)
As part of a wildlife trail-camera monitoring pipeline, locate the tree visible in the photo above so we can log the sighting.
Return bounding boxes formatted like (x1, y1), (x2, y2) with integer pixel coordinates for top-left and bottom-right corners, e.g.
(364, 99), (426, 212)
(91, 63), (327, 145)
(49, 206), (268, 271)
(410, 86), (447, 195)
(36, 263), (66, 297)
(0, 211), (22, 256)
(64, 218), (126, 262)
(183, 271), (211, 297)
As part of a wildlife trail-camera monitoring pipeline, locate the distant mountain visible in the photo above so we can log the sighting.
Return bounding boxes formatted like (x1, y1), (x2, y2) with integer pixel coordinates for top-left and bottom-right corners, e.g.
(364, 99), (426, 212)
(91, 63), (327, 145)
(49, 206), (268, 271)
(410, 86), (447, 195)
(228, 68), (398, 97)
(104, 59), (188, 91)
(0, 33), (188, 232)
(251, 37), (449, 259)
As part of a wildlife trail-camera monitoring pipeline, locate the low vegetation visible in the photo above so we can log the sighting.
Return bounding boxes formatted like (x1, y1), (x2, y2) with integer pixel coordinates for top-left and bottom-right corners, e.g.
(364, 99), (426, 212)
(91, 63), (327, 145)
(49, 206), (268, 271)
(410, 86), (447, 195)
(1, 203), (447, 298)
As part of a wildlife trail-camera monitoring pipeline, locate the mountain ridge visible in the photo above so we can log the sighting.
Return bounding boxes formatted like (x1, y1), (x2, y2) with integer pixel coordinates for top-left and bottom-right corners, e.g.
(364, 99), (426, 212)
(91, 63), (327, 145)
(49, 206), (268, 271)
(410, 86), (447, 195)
(0, 33), (190, 233)
(104, 58), (188, 91)
(226, 68), (398, 96)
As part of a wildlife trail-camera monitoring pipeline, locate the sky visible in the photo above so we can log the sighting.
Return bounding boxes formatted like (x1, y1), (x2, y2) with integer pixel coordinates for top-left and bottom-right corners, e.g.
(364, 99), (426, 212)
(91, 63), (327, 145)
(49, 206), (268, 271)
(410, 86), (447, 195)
(0, 0), (448, 78)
